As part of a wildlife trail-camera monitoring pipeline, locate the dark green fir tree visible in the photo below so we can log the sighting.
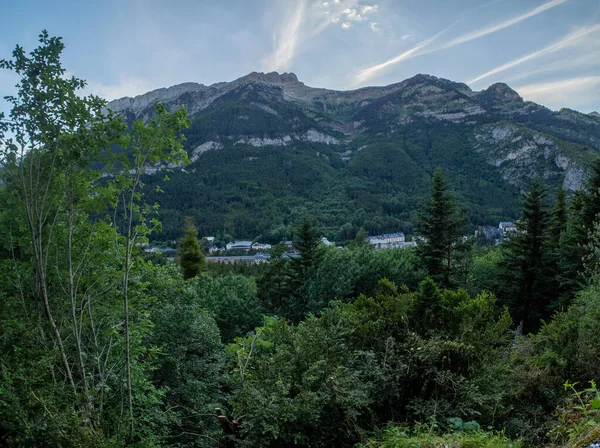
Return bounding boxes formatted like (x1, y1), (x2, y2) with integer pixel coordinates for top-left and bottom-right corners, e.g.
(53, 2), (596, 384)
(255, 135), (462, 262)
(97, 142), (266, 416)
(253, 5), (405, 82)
(179, 216), (204, 280)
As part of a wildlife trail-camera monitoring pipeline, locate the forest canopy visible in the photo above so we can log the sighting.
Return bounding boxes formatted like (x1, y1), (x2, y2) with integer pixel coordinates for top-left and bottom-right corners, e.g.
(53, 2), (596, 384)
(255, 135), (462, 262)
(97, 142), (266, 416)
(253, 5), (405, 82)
(1, 32), (600, 448)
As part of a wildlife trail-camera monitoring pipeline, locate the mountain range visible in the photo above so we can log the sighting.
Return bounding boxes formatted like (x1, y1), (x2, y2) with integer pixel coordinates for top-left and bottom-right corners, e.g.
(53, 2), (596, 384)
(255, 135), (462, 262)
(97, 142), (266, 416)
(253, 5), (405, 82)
(106, 72), (600, 243)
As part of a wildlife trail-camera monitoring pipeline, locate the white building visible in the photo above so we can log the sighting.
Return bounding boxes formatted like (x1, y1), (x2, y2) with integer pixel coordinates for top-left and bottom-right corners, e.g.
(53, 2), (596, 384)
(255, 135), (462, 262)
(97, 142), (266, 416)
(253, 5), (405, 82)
(499, 222), (517, 234)
(252, 242), (272, 251)
(366, 232), (405, 250)
(226, 240), (253, 251)
(321, 237), (334, 246)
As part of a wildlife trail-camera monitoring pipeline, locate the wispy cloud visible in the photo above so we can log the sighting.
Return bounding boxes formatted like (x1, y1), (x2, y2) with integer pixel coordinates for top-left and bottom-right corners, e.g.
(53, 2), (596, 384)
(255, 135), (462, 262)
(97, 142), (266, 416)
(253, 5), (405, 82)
(516, 76), (600, 110)
(438, 0), (568, 50)
(352, 0), (569, 86)
(263, 0), (380, 72)
(352, 27), (452, 86)
(468, 23), (600, 84)
(503, 47), (600, 83)
(85, 77), (157, 101)
(262, 0), (308, 72)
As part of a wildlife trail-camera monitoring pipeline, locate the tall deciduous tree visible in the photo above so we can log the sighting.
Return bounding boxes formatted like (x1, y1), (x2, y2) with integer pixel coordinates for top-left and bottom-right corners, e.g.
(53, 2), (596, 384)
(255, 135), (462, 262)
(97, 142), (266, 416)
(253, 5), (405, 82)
(110, 101), (190, 438)
(416, 167), (469, 288)
(179, 216), (204, 279)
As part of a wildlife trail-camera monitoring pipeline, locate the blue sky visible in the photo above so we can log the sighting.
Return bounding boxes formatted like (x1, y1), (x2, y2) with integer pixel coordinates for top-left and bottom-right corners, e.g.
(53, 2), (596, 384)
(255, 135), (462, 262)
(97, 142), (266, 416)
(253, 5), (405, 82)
(1, 0), (600, 112)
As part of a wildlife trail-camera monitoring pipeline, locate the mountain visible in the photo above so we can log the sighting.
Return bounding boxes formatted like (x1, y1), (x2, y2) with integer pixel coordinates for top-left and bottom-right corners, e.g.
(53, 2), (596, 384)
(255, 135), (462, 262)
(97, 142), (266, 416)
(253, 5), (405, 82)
(107, 72), (600, 242)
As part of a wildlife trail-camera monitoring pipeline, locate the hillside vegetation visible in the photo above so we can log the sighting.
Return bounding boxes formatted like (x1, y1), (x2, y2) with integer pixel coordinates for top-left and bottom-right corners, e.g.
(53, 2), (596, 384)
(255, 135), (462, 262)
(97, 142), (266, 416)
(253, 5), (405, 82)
(1, 32), (600, 448)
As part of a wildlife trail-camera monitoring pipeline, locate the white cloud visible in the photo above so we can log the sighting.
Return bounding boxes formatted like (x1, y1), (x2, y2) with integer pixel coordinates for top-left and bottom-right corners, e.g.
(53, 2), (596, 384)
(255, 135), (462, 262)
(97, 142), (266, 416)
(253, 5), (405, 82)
(352, 0), (569, 86)
(504, 48), (600, 83)
(361, 5), (378, 14)
(370, 22), (380, 32)
(352, 27), (450, 86)
(401, 34), (412, 40)
(343, 8), (362, 21)
(263, 0), (381, 71)
(262, 0), (308, 72)
(439, 0), (569, 50)
(515, 76), (600, 110)
(468, 23), (600, 84)
(85, 77), (157, 101)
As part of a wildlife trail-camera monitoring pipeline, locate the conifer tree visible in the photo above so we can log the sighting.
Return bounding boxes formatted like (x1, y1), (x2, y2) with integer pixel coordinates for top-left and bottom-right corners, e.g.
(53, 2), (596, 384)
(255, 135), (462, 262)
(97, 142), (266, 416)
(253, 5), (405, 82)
(416, 167), (469, 288)
(549, 184), (567, 242)
(500, 179), (552, 331)
(290, 218), (324, 316)
(179, 216), (204, 280)
(583, 157), (600, 234)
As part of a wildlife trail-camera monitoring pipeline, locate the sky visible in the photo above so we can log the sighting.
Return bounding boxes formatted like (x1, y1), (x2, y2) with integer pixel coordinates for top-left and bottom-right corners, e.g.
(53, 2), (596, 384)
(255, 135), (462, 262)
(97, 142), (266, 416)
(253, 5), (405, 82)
(1, 0), (600, 113)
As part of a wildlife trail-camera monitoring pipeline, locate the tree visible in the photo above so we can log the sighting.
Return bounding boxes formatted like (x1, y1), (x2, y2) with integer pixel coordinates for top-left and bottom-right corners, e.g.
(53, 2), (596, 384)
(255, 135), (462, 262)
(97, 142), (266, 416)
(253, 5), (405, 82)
(348, 227), (370, 249)
(110, 100), (190, 438)
(500, 179), (552, 331)
(582, 157), (600, 235)
(0, 31), (127, 435)
(549, 184), (567, 242)
(287, 218), (325, 321)
(179, 216), (204, 279)
(416, 167), (469, 288)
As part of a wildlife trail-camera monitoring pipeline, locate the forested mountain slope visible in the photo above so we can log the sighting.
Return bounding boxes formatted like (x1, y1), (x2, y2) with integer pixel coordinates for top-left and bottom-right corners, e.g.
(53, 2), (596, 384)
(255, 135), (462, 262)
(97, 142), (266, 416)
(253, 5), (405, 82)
(107, 72), (600, 241)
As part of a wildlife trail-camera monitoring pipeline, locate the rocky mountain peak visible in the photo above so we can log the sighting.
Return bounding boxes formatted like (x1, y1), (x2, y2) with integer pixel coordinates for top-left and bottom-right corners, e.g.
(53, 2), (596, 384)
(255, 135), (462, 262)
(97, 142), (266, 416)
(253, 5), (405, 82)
(479, 82), (523, 104)
(589, 111), (600, 118)
(235, 71), (302, 87)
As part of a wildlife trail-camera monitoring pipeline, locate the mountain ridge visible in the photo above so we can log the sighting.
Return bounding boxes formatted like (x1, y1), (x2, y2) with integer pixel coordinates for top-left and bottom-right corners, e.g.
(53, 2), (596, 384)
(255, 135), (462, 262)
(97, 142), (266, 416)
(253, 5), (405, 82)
(105, 72), (600, 241)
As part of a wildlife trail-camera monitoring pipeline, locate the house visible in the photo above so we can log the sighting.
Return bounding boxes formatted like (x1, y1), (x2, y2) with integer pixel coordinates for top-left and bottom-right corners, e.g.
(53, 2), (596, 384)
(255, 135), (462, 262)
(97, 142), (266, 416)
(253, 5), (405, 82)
(366, 232), (406, 250)
(225, 240), (253, 251)
(321, 237), (334, 246)
(252, 242), (272, 252)
(475, 226), (503, 240)
(499, 222), (517, 234)
(254, 253), (271, 263)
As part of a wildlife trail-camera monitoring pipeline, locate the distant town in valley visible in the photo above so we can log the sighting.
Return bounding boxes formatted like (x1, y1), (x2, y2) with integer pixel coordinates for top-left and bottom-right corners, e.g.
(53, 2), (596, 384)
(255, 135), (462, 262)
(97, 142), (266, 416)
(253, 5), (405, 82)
(144, 221), (519, 264)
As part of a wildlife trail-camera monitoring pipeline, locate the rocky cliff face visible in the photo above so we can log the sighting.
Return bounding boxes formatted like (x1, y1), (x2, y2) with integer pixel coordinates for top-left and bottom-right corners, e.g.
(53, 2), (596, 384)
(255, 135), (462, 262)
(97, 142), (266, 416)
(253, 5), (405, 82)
(107, 72), (600, 234)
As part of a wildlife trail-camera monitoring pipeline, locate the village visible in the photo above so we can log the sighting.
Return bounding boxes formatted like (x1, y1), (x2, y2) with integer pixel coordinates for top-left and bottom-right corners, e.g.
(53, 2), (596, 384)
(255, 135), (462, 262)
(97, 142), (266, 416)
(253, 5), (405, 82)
(143, 221), (518, 264)
(141, 221), (519, 264)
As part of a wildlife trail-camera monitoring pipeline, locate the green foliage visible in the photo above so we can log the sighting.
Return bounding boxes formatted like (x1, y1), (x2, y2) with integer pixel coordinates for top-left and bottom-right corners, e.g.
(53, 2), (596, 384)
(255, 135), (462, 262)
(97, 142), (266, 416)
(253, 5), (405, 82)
(188, 273), (264, 342)
(548, 380), (600, 447)
(499, 180), (555, 332)
(227, 280), (513, 447)
(359, 424), (522, 448)
(416, 167), (470, 288)
(179, 216), (205, 279)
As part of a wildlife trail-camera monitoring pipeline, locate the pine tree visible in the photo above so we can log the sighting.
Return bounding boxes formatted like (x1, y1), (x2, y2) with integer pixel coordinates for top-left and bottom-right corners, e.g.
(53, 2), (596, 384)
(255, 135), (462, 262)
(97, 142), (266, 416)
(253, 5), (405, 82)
(416, 167), (469, 288)
(500, 180), (552, 332)
(583, 157), (600, 234)
(179, 216), (204, 280)
(284, 218), (325, 322)
(549, 184), (567, 242)
(257, 243), (292, 312)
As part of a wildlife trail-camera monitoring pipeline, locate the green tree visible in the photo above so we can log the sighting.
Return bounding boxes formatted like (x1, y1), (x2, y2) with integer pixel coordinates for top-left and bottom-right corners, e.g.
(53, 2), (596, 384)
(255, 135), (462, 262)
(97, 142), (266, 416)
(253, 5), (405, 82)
(109, 100), (190, 438)
(287, 218), (325, 321)
(416, 167), (469, 288)
(549, 183), (567, 242)
(258, 242), (292, 312)
(179, 216), (205, 279)
(348, 226), (370, 249)
(500, 179), (552, 331)
(582, 157), (600, 234)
